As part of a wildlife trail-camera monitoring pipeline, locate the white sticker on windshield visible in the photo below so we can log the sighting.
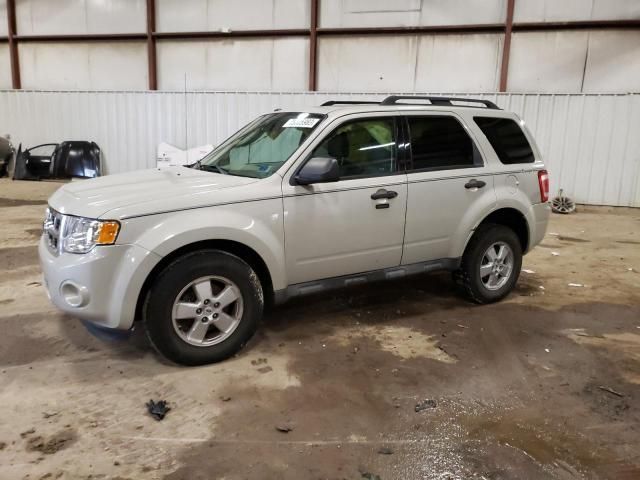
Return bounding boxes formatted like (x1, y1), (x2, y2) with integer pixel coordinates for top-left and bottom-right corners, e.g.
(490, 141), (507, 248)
(283, 117), (320, 128)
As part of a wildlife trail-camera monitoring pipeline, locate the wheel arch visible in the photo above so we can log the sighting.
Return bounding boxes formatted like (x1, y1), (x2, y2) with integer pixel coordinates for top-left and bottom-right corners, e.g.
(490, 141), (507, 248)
(135, 239), (275, 323)
(468, 207), (530, 254)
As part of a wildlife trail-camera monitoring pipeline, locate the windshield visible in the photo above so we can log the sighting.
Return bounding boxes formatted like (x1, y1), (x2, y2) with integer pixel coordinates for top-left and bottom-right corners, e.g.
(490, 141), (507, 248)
(196, 112), (325, 179)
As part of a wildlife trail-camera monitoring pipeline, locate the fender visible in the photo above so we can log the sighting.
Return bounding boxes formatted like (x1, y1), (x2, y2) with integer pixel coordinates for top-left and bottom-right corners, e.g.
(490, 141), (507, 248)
(109, 200), (286, 329)
(455, 198), (534, 259)
(491, 183), (538, 252)
(131, 200), (287, 290)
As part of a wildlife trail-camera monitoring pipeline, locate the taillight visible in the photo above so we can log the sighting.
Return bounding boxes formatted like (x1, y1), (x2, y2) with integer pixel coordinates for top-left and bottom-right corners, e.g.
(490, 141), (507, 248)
(538, 170), (549, 203)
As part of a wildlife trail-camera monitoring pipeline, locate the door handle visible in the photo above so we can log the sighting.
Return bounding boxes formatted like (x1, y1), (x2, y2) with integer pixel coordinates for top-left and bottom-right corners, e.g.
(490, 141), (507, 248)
(371, 189), (398, 200)
(464, 179), (486, 189)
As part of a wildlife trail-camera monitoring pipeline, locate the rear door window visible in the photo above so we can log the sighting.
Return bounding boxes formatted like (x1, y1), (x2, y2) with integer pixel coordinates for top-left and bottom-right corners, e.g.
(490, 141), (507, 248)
(406, 116), (482, 172)
(474, 117), (535, 164)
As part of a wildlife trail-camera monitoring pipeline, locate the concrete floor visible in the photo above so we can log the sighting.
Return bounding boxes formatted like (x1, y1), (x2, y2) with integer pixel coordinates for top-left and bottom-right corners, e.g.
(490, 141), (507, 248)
(1, 177), (639, 480)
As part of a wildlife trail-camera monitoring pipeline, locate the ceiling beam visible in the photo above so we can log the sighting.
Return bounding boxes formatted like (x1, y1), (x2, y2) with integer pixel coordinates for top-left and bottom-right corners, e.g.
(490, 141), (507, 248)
(14, 33), (147, 42)
(153, 29), (309, 40)
(513, 19), (640, 32)
(316, 24), (505, 36)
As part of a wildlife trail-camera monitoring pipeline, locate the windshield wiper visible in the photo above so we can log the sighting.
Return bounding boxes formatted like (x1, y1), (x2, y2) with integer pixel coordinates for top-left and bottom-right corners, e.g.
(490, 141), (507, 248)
(198, 163), (229, 175)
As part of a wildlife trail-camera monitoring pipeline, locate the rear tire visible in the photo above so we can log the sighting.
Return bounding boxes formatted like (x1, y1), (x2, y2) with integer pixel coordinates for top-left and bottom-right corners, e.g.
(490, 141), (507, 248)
(143, 249), (263, 366)
(454, 224), (522, 304)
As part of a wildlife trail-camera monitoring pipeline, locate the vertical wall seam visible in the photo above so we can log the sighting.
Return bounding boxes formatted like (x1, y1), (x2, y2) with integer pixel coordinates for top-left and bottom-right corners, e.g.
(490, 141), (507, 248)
(580, 31), (590, 93)
(499, 0), (514, 92)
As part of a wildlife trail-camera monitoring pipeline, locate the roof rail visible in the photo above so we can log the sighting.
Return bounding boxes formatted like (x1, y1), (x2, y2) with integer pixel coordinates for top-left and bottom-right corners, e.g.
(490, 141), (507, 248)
(380, 95), (500, 109)
(321, 100), (381, 106)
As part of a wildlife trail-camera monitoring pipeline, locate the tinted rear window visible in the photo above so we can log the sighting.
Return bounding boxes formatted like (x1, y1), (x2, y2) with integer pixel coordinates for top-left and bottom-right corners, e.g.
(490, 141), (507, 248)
(407, 116), (481, 171)
(474, 117), (535, 164)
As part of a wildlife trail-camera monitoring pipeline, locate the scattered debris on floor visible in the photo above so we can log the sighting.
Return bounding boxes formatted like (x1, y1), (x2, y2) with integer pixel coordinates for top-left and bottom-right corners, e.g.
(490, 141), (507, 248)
(275, 423), (294, 433)
(0, 441), (6, 450)
(598, 386), (625, 398)
(251, 358), (268, 366)
(522, 269), (536, 274)
(360, 470), (382, 480)
(42, 411), (59, 419)
(20, 428), (35, 438)
(551, 251), (560, 256)
(378, 447), (393, 455)
(575, 332), (605, 338)
(146, 399), (171, 421)
(568, 283), (585, 288)
(219, 395), (232, 402)
(415, 399), (437, 412)
(25, 429), (76, 455)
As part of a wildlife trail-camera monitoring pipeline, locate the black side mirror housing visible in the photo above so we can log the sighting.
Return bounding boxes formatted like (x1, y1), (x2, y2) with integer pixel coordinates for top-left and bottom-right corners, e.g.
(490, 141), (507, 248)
(294, 157), (340, 185)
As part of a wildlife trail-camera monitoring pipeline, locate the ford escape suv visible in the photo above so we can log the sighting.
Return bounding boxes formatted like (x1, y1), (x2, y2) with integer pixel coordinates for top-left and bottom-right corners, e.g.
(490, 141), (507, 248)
(40, 96), (550, 365)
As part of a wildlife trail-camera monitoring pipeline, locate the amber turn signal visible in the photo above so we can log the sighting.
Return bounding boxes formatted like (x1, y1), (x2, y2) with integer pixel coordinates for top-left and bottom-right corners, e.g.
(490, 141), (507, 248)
(96, 221), (120, 245)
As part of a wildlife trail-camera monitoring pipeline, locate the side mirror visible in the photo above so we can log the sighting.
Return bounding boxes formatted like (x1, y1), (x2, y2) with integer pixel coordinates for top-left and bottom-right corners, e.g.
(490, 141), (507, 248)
(295, 157), (340, 185)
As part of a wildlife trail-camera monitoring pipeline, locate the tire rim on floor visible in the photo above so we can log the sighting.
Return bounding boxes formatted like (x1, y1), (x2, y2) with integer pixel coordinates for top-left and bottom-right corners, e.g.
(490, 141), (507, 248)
(171, 275), (244, 347)
(480, 241), (514, 291)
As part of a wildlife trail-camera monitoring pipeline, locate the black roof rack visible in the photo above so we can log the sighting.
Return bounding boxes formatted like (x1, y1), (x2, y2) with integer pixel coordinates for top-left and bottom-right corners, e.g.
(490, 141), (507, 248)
(320, 96), (500, 110)
(321, 100), (381, 106)
(380, 95), (500, 109)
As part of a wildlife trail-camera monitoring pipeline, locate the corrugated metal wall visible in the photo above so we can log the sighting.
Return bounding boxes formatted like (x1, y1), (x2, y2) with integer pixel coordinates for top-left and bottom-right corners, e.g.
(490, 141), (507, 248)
(1, 90), (639, 207)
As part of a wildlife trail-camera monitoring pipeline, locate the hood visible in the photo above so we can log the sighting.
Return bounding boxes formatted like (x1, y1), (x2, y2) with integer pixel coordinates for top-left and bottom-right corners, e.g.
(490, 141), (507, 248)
(48, 166), (258, 219)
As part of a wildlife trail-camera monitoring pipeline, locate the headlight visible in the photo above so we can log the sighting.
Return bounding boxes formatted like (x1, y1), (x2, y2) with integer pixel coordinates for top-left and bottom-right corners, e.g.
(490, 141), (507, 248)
(61, 215), (120, 254)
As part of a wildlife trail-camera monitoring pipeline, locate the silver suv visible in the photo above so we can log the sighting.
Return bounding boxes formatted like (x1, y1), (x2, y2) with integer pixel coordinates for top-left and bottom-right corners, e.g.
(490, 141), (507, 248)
(39, 96), (550, 365)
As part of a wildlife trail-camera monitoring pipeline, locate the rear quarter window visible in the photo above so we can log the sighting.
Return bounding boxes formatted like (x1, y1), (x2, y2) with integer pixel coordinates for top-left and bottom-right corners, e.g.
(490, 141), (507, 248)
(474, 117), (535, 164)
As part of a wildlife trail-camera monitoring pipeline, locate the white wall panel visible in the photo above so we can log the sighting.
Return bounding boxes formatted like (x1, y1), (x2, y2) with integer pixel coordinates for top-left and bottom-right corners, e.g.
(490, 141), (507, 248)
(514, 0), (640, 22)
(19, 43), (148, 90)
(0, 45), (11, 89)
(0, 0), (7, 36)
(320, 0), (505, 28)
(414, 34), (502, 92)
(156, 0), (310, 32)
(319, 34), (502, 93)
(583, 31), (640, 93)
(16, 0), (146, 35)
(508, 31), (589, 92)
(0, 91), (638, 206)
(318, 36), (418, 91)
(158, 38), (308, 91)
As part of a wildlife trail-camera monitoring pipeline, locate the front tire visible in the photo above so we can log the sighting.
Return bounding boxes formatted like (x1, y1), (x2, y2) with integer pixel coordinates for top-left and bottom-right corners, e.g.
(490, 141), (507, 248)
(454, 224), (522, 304)
(143, 249), (263, 366)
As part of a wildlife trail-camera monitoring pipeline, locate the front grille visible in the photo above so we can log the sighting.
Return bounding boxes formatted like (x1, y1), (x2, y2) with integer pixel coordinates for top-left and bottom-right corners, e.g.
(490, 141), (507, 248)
(44, 208), (63, 255)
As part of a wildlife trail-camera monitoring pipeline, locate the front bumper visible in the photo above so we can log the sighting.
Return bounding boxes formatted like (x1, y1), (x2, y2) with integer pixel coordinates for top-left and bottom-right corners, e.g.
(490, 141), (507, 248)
(39, 236), (160, 330)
